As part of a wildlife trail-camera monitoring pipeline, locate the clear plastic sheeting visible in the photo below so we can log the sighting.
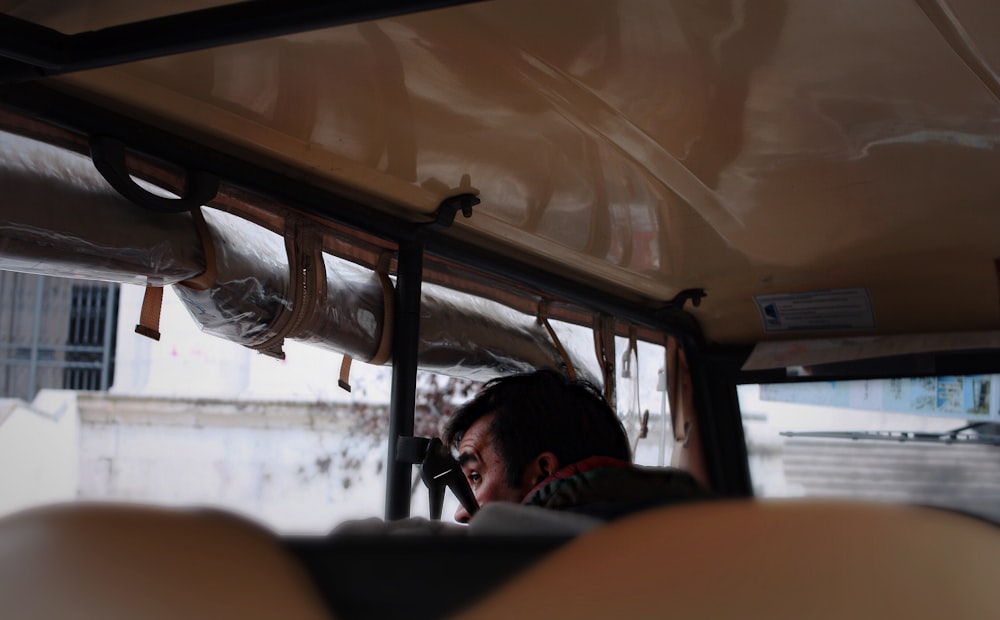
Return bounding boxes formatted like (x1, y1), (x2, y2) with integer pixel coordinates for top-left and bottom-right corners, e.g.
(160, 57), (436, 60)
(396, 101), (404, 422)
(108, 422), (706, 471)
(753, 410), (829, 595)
(293, 253), (394, 363)
(415, 283), (588, 382)
(0, 129), (592, 380)
(177, 209), (591, 382)
(173, 210), (293, 346)
(0, 131), (205, 286)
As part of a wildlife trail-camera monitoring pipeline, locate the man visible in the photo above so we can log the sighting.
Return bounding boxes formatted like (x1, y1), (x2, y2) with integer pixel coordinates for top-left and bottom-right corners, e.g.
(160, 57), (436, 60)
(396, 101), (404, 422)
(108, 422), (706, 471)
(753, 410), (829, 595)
(443, 369), (709, 523)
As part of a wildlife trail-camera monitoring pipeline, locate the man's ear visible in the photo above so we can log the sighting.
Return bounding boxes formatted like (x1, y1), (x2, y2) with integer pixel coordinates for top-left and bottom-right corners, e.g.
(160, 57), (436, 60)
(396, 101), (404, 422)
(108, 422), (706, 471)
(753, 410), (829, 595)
(525, 451), (560, 486)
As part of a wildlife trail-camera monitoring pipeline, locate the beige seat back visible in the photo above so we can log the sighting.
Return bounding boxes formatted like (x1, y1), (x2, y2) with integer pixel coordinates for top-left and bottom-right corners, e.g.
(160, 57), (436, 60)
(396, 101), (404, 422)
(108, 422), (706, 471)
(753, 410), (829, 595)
(0, 503), (335, 620)
(454, 499), (999, 620)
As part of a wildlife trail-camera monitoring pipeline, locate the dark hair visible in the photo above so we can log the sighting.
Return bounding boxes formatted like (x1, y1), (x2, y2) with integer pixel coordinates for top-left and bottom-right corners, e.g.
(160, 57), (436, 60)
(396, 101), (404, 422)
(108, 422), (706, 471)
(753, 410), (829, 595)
(443, 369), (632, 486)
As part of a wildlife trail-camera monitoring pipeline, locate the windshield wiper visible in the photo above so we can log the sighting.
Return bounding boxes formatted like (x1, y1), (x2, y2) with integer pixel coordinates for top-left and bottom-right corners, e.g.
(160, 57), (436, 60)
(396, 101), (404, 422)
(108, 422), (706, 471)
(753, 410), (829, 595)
(780, 422), (1000, 446)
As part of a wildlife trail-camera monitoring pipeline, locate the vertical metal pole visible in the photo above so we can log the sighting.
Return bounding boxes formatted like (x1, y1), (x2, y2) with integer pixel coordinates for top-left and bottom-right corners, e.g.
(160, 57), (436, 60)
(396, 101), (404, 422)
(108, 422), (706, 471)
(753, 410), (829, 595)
(658, 367), (668, 467)
(69, 286), (80, 389)
(385, 239), (423, 520)
(100, 284), (118, 391)
(28, 275), (45, 400)
(83, 285), (95, 345)
(990, 374), (1000, 421)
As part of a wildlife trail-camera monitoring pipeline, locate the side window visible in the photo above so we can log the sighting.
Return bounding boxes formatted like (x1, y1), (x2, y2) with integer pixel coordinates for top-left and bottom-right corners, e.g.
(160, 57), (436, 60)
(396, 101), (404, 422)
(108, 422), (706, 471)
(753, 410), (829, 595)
(1, 282), (399, 532)
(615, 338), (673, 467)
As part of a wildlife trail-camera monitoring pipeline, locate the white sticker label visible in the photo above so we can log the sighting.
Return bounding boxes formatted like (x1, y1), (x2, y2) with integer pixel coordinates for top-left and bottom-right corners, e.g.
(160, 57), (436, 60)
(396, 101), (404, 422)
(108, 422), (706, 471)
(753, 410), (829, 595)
(754, 288), (875, 332)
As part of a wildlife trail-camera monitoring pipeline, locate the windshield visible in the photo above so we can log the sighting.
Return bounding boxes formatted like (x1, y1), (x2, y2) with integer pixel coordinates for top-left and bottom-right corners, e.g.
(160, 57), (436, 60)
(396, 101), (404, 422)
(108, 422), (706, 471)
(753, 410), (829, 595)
(739, 376), (1000, 521)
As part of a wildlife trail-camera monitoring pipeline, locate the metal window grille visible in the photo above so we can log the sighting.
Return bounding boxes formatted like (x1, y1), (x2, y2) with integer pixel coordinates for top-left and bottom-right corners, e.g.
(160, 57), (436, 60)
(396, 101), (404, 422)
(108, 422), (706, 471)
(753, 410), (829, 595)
(0, 272), (118, 401)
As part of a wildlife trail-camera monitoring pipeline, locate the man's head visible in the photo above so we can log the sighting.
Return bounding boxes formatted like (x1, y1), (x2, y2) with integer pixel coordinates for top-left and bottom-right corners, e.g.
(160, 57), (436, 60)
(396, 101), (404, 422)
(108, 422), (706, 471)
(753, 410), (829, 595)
(443, 369), (631, 522)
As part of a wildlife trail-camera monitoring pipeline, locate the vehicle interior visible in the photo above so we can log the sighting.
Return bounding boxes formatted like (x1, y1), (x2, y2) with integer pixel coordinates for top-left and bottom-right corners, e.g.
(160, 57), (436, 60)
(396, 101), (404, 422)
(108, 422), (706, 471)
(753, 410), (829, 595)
(0, 1), (998, 619)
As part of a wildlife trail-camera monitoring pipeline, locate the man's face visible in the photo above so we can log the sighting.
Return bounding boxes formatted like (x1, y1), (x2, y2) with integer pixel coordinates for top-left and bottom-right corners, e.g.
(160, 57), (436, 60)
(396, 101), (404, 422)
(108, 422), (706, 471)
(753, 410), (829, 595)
(453, 413), (531, 523)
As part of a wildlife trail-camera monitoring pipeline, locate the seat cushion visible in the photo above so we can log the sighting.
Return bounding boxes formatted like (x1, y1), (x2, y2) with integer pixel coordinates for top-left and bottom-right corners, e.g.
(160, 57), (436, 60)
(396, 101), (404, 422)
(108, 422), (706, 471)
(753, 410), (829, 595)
(453, 499), (1000, 620)
(0, 503), (334, 620)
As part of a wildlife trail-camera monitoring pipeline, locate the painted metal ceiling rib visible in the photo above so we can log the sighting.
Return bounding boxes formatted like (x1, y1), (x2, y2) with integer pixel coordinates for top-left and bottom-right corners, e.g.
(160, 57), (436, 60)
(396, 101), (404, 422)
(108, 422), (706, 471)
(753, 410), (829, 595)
(0, 0), (485, 83)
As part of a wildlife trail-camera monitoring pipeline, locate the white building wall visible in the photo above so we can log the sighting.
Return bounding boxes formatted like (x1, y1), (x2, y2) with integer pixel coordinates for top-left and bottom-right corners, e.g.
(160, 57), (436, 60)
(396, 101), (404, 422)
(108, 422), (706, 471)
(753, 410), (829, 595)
(77, 394), (390, 534)
(0, 390), (79, 516)
(86, 285), (404, 533)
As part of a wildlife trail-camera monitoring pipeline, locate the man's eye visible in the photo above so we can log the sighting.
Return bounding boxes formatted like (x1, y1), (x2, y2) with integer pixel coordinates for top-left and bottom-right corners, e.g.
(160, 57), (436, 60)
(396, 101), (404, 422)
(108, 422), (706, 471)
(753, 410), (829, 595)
(468, 472), (481, 485)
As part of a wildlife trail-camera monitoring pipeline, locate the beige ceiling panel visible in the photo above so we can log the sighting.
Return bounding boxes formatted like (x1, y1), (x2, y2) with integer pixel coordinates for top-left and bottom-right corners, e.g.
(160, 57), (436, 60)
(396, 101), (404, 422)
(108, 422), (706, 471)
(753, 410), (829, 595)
(20, 0), (999, 343)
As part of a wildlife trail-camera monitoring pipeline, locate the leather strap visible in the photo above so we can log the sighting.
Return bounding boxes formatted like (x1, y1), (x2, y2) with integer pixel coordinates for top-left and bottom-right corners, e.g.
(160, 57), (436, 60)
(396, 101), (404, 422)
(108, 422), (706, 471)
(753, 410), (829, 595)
(538, 301), (576, 380)
(250, 222), (326, 360)
(368, 252), (395, 366)
(134, 286), (164, 341)
(178, 207), (217, 291)
(667, 336), (690, 446)
(337, 252), (396, 392)
(338, 355), (353, 392)
(593, 314), (616, 407)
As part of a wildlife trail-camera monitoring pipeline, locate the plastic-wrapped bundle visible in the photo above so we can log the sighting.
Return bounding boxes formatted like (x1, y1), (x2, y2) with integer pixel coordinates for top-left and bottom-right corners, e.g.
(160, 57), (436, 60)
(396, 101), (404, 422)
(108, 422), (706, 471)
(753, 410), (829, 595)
(0, 131), (591, 381)
(0, 131), (205, 286)
(176, 209), (584, 381)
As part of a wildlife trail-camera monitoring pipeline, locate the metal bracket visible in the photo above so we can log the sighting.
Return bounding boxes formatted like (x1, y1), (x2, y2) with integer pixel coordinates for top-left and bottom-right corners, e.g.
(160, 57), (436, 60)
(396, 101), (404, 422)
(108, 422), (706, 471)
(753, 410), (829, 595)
(90, 135), (219, 213)
(421, 193), (480, 233)
(657, 288), (706, 316)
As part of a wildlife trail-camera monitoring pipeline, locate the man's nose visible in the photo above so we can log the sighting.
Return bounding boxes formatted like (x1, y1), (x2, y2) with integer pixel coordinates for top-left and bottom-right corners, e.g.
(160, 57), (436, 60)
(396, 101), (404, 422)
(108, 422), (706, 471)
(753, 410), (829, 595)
(454, 504), (471, 524)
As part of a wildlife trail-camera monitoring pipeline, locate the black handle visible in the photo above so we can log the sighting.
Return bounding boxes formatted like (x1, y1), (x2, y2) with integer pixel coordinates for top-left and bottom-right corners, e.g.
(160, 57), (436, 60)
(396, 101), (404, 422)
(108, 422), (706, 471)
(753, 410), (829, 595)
(397, 436), (480, 520)
(90, 135), (218, 213)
